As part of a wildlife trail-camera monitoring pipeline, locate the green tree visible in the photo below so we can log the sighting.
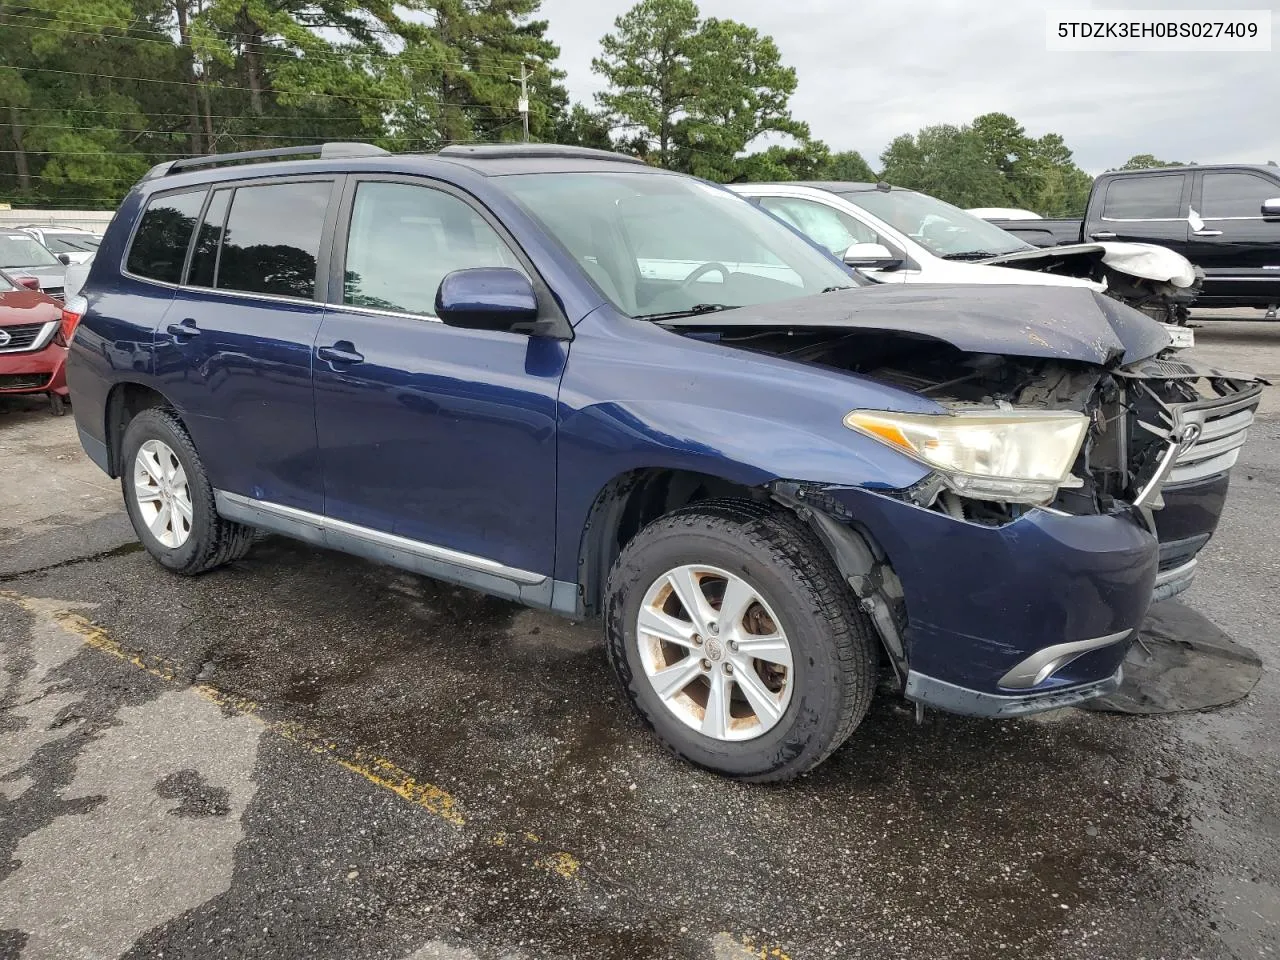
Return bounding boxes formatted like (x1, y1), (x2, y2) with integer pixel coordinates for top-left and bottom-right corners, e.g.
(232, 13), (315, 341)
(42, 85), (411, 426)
(1115, 153), (1185, 171)
(551, 103), (614, 149)
(820, 149), (876, 182)
(879, 123), (1007, 208)
(591, 0), (698, 167)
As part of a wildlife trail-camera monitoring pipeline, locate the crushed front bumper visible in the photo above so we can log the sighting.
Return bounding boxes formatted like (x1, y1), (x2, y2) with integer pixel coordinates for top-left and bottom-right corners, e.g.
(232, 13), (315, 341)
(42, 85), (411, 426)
(808, 485), (1157, 716)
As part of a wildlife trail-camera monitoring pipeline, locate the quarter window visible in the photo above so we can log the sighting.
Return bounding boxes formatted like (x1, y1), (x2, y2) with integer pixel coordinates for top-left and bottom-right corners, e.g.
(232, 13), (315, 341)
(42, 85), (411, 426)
(342, 181), (524, 317)
(125, 189), (206, 284)
(216, 181), (331, 299)
(1201, 173), (1278, 219)
(1102, 175), (1185, 220)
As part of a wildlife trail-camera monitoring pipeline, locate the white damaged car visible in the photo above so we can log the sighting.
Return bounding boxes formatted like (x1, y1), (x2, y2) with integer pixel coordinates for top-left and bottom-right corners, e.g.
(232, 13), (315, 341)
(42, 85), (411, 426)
(732, 182), (1200, 348)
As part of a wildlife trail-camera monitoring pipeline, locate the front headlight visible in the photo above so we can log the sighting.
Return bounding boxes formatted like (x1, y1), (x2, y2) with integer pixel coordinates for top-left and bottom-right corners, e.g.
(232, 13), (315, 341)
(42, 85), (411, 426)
(843, 409), (1089, 505)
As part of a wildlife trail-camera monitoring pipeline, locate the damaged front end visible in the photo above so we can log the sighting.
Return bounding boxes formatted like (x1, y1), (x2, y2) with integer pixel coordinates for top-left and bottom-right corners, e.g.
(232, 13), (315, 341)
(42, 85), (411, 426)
(982, 242), (1203, 327)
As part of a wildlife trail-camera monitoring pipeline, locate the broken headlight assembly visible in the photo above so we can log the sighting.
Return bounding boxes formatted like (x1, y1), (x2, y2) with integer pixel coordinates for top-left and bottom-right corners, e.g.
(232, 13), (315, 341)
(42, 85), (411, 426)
(843, 409), (1089, 506)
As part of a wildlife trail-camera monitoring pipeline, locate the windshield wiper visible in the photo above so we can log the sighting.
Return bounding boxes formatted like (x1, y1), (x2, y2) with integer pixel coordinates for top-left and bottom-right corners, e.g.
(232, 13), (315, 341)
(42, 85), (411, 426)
(636, 303), (735, 321)
(940, 250), (998, 261)
(822, 285), (856, 293)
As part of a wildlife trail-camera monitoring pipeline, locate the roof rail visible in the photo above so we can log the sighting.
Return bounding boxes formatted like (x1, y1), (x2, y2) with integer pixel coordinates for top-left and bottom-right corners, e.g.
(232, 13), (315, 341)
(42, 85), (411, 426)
(142, 142), (390, 181)
(437, 144), (645, 165)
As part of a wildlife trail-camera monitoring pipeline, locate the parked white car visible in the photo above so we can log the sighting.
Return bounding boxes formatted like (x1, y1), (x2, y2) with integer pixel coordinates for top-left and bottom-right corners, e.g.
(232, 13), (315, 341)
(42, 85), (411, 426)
(17, 226), (101, 265)
(731, 182), (1198, 346)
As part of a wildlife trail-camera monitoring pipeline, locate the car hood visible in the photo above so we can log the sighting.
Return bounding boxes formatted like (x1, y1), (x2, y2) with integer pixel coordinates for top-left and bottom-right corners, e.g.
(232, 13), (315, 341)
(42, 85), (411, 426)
(661, 283), (1172, 367)
(982, 242), (1198, 287)
(1, 264), (66, 289)
(0, 289), (62, 324)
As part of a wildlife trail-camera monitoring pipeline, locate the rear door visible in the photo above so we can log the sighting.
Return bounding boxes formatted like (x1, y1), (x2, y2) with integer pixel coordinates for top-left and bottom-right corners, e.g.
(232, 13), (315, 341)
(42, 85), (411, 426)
(312, 176), (566, 578)
(1091, 173), (1191, 257)
(1189, 169), (1280, 306)
(155, 176), (338, 513)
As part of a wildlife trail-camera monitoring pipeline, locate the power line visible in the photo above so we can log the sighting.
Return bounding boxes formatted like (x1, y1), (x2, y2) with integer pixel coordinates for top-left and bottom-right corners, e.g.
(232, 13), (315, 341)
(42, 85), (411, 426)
(0, 11), (551, 78)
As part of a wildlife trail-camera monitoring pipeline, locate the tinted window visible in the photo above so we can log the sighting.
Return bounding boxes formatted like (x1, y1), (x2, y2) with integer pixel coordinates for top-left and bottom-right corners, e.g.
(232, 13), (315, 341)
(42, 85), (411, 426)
(1102, 175), (1185, 219)
(343, 182), (524, 316)
(1201, 173), (1279, 219)
(217, 181), (330, 298)
(759, 197), (879, 254)
(125, 190), (205, 283)
(188, 189), (231, 288)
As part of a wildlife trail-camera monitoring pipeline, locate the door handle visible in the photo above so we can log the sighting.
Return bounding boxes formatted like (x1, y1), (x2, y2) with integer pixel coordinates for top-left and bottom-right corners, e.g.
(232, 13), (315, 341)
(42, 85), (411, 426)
(317, 341), (364, 365)
(1193, 229), (1223, 237)
(1089, 231), (1117, 240)
(166, 319), (201, 338)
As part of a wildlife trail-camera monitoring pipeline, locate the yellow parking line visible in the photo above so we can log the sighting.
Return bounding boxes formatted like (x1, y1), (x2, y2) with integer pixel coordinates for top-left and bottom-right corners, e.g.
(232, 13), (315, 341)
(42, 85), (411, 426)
(0, 592), (464, 827)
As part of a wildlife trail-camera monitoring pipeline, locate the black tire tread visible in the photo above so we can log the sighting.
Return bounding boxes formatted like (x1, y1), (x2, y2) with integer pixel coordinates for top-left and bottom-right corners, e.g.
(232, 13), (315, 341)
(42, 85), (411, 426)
(605, 497), (877, 782)
(122, 408), (254, 575)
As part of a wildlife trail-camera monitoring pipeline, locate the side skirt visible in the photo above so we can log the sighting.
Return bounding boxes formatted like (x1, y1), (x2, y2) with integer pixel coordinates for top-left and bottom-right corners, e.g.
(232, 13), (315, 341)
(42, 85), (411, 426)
(214, 490), (582, 617)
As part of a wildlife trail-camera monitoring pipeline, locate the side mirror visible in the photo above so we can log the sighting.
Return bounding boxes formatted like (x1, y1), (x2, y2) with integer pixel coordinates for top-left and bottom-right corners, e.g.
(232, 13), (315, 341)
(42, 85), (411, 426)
(1262, 198), (1280, 218)
(843, 242), (903, 271)
(56, 253), (72, 266)
(15, 275), (40, 291)
(435, 267), (539, 332)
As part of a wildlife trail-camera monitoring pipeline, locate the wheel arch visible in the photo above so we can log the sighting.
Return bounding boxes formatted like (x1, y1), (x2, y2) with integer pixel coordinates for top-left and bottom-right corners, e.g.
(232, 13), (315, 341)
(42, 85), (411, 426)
(103, 380), (178, 477)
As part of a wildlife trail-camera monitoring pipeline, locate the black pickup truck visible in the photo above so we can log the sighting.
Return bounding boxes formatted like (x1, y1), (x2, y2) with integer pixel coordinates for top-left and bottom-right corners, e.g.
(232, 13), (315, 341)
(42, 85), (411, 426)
(984, 165), (1280, 311)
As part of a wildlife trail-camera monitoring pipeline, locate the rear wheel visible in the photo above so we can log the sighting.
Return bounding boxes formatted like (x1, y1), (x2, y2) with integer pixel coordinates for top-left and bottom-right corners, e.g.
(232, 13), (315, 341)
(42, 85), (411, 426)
(121, 408), (254, 575)
(605, 500), (877, 782)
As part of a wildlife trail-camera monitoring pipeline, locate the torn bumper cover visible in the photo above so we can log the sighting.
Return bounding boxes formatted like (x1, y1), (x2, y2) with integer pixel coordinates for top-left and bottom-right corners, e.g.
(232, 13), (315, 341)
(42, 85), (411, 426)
(790, 484), (1157, 717)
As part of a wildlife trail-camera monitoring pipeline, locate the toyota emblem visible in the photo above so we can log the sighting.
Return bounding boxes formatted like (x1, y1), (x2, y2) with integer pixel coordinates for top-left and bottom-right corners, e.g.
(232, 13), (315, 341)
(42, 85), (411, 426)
(1177, 422), (1202, 452)
(0, 329), (11, 348)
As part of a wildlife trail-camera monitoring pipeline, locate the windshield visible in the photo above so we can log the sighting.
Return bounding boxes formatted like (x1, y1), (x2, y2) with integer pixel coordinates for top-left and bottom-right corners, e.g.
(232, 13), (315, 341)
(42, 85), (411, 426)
(45, 234), (100, 254)
(502, 171), (859, 318)
(843, 190), (1033, 259)
(0, 234), (60, 268)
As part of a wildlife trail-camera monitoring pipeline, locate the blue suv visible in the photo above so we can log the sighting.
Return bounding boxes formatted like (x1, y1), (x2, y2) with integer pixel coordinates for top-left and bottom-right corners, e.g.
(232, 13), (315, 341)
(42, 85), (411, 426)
(64, 143), (1262, 781)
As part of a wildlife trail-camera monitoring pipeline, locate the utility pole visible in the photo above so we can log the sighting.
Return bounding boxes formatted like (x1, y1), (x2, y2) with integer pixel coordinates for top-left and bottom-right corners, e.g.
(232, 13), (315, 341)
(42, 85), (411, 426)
(511, 61), (530, 142)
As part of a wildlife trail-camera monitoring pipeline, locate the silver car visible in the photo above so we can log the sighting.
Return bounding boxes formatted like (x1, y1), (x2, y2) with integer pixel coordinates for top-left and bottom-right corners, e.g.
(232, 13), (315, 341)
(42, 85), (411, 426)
(0, 232), (67, 298)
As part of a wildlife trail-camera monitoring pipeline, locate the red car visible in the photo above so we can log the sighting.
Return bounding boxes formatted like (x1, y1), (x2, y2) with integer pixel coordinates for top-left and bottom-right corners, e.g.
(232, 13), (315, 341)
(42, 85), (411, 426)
(0, 269), (71, 414)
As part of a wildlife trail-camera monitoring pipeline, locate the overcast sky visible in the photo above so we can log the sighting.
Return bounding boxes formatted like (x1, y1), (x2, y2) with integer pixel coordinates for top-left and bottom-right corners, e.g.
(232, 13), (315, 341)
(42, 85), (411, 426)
(537, 0), (1279, 174)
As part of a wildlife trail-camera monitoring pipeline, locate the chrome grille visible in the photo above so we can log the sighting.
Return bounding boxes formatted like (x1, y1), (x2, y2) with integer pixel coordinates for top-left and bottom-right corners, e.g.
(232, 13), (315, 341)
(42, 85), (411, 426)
(1168, 389), (1261, 486)
(0, 320), (58, 353)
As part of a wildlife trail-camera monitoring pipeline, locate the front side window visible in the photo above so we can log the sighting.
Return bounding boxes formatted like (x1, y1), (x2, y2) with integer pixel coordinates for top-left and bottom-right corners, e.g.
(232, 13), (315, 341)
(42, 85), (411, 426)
(845, 189), (1030, 259)
(759, 196), (879, 255)
(343, 181), (525, 316)
(125, 190), (206, 283)
(216, 181), (331, 299)
(0, 233), (63, 269)
(0, 270), (15, 292)
(502, 172), (859, 318)
(1102, 175), (1185, 220)
(1201, 173), (1279, 219)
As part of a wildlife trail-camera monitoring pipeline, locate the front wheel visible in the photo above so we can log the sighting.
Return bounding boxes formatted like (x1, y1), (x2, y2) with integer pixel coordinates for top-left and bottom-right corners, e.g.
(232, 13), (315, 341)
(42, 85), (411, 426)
(604, 500), (877, 782)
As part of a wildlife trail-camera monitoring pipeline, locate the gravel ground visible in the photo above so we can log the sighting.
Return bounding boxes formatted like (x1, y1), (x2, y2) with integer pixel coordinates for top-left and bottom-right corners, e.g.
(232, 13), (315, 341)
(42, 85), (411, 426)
(0, 320), (1277, 960)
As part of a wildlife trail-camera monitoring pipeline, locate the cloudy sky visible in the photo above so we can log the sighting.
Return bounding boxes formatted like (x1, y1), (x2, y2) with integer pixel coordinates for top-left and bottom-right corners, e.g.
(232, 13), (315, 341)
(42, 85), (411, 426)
(537, 0), (1279, 174)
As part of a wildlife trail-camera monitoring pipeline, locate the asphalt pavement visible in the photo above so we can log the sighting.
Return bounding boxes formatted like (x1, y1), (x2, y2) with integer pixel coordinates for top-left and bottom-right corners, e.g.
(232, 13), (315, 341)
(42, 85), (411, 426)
(1, 320), (1278, 960)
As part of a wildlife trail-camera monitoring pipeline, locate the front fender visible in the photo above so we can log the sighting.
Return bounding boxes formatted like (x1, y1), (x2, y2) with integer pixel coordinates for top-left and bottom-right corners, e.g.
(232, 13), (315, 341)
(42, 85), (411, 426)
(552, 307), (937, 581)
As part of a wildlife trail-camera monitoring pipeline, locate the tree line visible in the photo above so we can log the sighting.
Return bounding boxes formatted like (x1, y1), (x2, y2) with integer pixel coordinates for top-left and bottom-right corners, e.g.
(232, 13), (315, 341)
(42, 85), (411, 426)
(0, 0), (1185, 213)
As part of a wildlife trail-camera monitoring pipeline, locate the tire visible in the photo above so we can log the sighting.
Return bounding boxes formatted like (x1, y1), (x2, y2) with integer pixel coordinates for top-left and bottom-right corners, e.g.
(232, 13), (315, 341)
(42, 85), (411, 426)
(120, 407), (254, 575)
(48, 393), (67, 416)
(605, 499), (877, 782)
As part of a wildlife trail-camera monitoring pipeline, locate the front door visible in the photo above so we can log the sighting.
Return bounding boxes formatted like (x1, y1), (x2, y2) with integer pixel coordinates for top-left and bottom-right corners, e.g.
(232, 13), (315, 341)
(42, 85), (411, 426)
(313, 177), (566, 579)
(1090, 172), (1191, 257)
(154, 177), (337, 512)
(1190, 169), (1280, 306)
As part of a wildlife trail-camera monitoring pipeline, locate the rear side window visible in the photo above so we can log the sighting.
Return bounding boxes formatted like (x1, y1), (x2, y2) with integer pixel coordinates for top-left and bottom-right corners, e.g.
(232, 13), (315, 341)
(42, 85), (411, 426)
(126, 189), (206, 283)
(216, 181), (331, 299)
(1201, 173), (1279, 219)
(1102, 175), (1185, 220)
